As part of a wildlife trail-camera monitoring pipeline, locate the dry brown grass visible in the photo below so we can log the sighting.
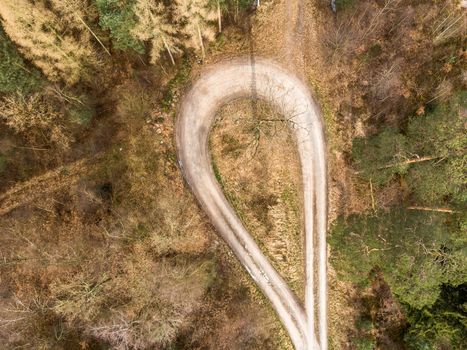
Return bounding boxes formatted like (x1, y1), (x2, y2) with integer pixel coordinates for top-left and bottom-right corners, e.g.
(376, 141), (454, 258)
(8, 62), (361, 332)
(0, 154), (103, 216)
(0, 74), (285, 348)
(211, 98), (305, 300)
(327, 267), (361, 350)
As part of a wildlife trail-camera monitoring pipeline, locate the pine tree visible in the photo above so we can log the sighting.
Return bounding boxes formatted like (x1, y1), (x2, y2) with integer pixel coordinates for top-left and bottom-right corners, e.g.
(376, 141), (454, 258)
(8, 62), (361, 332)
(49, 0), (111, 55)
(0, 0), (96, 85)
(352, 92), (466, 209)
(352, 127), (410, 185)
(132, 1), (179, 65)
(49, 0), (89, 25)
(173, 0), (217, 58)
(333, 92), (467, 349)
(95, 0), (145, 53)
(405, 92), (466, 208)
(330, 209), (466, 309)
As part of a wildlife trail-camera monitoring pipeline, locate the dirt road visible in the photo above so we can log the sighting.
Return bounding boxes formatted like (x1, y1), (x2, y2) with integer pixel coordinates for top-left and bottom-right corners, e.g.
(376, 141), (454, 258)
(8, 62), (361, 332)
(176, 58), (327, 350)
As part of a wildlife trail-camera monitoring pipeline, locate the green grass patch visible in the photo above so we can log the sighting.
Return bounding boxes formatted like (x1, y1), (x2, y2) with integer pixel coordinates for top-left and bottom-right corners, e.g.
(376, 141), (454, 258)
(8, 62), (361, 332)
(211, 159), (224, 187)
(161, 59), (192, 112)
(334, 0), (357, 11)
(0, 28), (42, 94)
(69, 106), (96, 125)
(0, 154), (7, 173)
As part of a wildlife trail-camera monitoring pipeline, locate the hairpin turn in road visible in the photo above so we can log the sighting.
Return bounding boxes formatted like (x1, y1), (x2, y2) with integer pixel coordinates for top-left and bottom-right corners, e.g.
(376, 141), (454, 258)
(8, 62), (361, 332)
(176, 58), (328, 350)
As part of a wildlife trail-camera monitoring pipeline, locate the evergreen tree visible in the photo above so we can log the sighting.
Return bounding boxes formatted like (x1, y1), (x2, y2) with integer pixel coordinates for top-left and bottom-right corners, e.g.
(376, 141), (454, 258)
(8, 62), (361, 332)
(404, 284), (467, 349)
(0, 0), (97, 85)
(352, 92), (466, 209)
(132, 1), (179, 65)
(95, 0), (145, 53)
(405, 93), (466, 208)
(333, 92), (467, 348)
(352, 127), (410, 185)
(174, 0), (217, 58)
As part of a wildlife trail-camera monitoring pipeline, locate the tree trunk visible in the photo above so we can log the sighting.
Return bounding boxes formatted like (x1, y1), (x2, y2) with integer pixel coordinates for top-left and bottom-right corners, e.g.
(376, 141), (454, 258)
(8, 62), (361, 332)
(378, 156), (439, 170)
(197, 23), (205, 59)
(217, 0), (222, 33)
(77, 17), (110, 56)
(162, 36), (175, 66)
(407, 206), (458, 213)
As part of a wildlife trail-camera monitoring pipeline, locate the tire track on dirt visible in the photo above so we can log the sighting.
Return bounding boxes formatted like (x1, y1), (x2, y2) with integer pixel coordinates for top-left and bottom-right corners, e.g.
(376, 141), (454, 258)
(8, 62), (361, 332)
(176, 58), (327, 350)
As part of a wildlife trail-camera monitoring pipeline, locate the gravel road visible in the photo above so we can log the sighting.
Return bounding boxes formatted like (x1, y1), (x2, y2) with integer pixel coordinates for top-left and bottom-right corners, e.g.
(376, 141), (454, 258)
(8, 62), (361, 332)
(176, 58), (327, 350)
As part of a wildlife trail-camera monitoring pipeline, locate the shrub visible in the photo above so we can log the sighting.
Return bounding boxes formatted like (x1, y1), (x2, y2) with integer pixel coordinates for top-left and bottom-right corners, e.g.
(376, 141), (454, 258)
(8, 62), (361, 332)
(0, 93), (71, 149)
(354, 336), (376, 350)
(68, 105), (96, 125)
(334, 0), (358, 12)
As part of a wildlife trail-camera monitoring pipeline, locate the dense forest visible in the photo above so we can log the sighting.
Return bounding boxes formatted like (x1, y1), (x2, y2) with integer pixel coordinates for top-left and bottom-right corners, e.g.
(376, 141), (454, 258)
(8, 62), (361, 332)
(331, 93), (466, 349)
(325, 1), (466, 348)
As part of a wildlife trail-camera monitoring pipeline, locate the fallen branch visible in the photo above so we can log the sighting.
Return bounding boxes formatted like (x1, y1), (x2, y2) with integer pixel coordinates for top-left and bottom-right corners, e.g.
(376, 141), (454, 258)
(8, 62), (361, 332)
(370, 179), (376, 211)
(77, 17), (111, 56)
(0, 153), (104, 216)
(407, 206), (459, 214)
(377, 156), (439, 169)
(354, 155), (439, 175)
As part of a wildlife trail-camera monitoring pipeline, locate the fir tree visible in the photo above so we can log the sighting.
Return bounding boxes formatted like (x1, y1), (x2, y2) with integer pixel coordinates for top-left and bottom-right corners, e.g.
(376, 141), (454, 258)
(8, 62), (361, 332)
(132, 1), (179, 65)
